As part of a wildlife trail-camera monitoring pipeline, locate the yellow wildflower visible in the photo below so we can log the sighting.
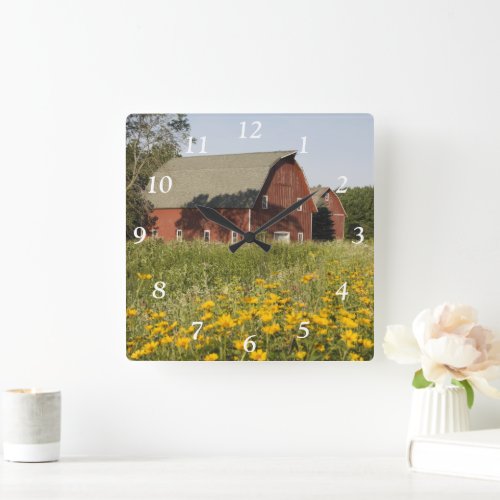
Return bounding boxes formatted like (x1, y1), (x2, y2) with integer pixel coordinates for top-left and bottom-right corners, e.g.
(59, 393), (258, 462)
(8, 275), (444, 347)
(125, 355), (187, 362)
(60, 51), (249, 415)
(160, 335), (173, 345)
(262, 323), (280, 335)
(126, 308), (138, 317)
(137, 273), (153, 280)
(201, 312), (213, 321)
(142, 341), (159, 354)
(250, 349), (267, 361)
(300, 273), (318, 284)
(362, 339), (374, 349)
(201, 300), (215, 310)
(204, 353), (219, 361)
(349, 353), (364, 361)
(339, 317), (358, 329)
(243, 296), (259, 304)
(216, 314), (237, 329)
(259, 311), (274, 323)
(295, 351), (307, 360)
(175, 337), (191, 349)
(340, 330), (359, 348)
(234, 340), (244, 350)
(312, 315), (329, 326)
(255, 278), (266, 285)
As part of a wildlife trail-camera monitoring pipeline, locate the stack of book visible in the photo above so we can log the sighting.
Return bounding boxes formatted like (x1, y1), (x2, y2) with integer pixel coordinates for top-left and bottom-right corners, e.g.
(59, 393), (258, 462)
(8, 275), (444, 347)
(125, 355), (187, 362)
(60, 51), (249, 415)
(408, 429), (500, 481)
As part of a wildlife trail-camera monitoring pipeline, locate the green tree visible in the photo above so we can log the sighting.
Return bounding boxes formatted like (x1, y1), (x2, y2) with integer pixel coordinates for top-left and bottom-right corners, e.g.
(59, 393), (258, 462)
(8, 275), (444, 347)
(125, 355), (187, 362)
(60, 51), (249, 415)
(340, 186), (374, 240)
(312, 206), (335, 240)
(126, 114), (191, 239)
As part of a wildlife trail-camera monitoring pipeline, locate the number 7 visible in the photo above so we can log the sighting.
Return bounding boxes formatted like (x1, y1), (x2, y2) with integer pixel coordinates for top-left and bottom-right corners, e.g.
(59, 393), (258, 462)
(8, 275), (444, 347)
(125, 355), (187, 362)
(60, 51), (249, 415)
(192, 321), (203, 340)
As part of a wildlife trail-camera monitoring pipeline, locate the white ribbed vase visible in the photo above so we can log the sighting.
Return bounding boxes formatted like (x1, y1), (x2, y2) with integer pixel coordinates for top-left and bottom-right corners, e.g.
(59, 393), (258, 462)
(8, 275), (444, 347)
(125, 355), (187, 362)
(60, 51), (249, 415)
(407, 385), (470, 442)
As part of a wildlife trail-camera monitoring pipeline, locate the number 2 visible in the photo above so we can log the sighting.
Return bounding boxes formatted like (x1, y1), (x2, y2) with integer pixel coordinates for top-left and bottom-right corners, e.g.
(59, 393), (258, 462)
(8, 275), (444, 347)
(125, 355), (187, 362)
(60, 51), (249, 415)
(336, 176), (348, 194)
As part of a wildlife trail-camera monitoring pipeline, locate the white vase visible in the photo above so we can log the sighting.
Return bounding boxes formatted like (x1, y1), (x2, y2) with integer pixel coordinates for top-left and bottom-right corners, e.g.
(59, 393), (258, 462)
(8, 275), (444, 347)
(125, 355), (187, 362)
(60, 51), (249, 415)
(407, 385), (470, 442)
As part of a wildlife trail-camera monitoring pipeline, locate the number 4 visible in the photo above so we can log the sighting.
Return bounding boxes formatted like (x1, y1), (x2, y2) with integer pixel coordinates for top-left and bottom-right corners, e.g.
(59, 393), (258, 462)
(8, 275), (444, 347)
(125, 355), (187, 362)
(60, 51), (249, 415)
(336, 282), (348, 301)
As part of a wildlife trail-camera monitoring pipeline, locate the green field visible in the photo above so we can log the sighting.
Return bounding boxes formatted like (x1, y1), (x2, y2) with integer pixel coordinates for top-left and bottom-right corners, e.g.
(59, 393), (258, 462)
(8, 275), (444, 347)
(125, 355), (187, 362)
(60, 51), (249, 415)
(126, 239), (374, 361)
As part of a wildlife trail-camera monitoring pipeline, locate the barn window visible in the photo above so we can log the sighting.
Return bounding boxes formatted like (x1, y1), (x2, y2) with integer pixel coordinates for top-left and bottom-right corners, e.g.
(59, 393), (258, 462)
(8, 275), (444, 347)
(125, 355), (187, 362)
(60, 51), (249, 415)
(298, 232), (304, 242)
(203, 230), (210, 242)
(151, 229), (159, 238)
(296, 197), (303, 211)
(262, 195), (268, 209)
(176, 229), (183, 242)
(274, 231), (290, 243)
(231, 231), (238, 244)
(324, 192), (329, 202)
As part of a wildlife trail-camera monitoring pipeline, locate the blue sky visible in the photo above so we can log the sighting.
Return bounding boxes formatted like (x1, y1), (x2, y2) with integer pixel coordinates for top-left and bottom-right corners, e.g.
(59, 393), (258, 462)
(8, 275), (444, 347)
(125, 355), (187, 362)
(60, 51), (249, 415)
(183, 114), (373, 188)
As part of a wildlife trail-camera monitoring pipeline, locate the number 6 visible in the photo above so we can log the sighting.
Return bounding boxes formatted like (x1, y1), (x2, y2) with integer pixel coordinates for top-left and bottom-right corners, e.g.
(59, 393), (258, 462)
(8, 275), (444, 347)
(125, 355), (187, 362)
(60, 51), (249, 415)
(243, 335), (257, 353)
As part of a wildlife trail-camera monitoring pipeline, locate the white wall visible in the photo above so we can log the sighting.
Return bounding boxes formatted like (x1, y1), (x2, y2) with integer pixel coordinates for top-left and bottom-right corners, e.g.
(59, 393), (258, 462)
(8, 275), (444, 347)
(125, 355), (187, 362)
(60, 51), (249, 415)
(1, 0), (500, 457)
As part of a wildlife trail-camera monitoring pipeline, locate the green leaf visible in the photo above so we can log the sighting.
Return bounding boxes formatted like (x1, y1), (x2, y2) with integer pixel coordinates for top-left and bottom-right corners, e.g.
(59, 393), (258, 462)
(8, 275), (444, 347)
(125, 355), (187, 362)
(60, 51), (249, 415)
(452, 379), (475, 409)
(412, 369), (433, 389)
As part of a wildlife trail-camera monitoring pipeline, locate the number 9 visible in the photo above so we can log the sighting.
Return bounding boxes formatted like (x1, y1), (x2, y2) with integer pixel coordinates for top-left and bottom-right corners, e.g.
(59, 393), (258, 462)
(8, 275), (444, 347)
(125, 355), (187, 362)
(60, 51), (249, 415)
(133, 227), (147, 244)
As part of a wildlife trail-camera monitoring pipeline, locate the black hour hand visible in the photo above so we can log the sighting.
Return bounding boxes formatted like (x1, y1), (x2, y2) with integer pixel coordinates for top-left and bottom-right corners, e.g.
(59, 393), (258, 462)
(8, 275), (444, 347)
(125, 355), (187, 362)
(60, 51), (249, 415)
(196, 205), (246, 236)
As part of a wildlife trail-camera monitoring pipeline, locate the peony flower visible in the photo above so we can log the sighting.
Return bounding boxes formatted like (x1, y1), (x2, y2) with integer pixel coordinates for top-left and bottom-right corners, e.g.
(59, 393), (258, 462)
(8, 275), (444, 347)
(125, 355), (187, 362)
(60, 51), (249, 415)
(384, 303), (500, 399)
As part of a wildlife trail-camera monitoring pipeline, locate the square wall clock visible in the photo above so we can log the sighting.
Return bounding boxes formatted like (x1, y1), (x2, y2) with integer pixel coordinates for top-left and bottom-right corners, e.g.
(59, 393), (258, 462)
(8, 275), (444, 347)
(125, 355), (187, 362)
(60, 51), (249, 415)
(126, 114), (374, 361)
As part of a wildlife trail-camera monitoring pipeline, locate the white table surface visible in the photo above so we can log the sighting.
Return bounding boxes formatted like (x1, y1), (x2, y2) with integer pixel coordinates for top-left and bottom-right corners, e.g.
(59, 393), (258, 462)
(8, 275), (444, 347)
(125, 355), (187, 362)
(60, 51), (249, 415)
(1, 456), (499, 500)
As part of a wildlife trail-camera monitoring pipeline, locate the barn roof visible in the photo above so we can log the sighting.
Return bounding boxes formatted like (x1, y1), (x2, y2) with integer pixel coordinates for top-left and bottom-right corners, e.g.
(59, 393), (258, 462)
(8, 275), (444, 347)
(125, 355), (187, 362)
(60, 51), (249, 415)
(312, 185), (347, 215)
(145, 150), (297, 209)
(312, 186), (330, 206)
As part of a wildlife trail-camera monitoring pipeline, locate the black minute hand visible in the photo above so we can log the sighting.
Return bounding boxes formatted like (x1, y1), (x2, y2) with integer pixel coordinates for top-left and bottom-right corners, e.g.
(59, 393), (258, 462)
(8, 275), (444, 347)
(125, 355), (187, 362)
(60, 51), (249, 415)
(254, 191), (317, 235)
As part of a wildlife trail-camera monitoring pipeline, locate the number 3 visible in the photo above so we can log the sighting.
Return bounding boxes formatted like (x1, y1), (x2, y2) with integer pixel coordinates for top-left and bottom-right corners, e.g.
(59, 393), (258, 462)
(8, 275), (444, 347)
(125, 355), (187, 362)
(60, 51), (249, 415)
(353, 226), (364, 245)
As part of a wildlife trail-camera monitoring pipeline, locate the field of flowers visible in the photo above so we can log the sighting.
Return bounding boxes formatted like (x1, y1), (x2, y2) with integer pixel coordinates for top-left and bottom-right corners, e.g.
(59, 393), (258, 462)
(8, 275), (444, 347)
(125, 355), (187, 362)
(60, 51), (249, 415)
(126, 239), (374, 361)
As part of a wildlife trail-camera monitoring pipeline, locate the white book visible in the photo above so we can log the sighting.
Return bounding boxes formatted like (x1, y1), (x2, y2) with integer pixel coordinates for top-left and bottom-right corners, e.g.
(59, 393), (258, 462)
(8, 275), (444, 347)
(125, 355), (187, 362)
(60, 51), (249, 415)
(408, 428), (500, 481)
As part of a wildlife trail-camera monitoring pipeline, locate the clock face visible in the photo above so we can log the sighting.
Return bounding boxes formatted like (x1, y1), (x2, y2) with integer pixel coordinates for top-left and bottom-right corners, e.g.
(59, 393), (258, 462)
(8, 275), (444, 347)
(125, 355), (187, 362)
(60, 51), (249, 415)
(126, 113), (374, 361)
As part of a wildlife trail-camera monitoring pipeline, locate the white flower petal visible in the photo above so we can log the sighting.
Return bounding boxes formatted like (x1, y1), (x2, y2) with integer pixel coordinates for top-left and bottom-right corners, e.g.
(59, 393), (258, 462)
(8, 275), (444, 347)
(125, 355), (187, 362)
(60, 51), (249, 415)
(469, 376), (500, 399)
(423, 335), (480, 368)
(435, 303), (477, 331)
(421, 355), (449, 384)
(383, 325), (421, 364)
(412, 308), (434, 350)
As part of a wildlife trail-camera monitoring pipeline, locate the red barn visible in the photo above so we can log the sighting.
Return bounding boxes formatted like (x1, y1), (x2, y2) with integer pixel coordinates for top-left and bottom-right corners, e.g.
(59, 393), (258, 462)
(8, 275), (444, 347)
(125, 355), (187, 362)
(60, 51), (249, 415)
(312, 187), (346, 239)
(145, 151), (317, 243)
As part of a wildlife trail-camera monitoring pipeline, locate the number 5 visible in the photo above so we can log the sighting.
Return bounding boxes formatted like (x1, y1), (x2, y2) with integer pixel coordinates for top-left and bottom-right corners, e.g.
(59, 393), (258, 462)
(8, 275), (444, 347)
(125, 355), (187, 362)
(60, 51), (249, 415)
(192, 321), (203, 340)
(297, 321), (310, 339)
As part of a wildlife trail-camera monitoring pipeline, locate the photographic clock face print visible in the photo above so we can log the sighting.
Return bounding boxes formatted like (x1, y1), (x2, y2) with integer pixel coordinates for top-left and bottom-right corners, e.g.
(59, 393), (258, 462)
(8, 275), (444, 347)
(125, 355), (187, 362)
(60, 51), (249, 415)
(126, 113), (374, 361)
